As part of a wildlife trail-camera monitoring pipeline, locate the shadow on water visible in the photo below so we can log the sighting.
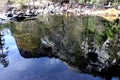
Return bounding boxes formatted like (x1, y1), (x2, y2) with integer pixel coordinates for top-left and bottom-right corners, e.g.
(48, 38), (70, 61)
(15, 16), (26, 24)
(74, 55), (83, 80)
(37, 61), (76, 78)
(0, 15), (120, 80)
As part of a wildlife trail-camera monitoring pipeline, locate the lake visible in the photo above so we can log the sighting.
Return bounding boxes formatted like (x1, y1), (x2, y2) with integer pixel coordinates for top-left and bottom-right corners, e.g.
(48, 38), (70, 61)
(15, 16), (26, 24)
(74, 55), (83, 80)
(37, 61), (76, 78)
(0, 30), (103, 80)
(0, 15), (119, 80)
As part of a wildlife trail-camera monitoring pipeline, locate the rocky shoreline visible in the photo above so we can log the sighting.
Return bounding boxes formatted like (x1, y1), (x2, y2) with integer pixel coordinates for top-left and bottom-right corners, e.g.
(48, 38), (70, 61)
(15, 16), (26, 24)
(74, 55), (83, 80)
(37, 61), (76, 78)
(0, 1), (119, 79)
(0, 1), (120, 23)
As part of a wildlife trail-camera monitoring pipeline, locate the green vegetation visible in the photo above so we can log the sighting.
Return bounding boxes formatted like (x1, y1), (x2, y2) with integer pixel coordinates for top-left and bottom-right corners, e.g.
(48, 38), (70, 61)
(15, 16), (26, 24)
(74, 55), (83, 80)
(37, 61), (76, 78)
(0, 15), (119, 63)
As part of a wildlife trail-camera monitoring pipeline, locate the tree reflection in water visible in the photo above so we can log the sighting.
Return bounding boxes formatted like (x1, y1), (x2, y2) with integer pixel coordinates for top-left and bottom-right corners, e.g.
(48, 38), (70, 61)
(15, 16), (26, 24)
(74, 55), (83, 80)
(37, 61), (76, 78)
(0, 15), (119, 79)
(11, 16), (119, 80)
(0, 30), (9, 67)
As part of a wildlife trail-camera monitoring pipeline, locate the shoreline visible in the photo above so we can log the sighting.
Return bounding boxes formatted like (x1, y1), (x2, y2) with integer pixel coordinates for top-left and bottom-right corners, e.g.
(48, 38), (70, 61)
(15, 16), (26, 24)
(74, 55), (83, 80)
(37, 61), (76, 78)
(0, 2), (120, 22)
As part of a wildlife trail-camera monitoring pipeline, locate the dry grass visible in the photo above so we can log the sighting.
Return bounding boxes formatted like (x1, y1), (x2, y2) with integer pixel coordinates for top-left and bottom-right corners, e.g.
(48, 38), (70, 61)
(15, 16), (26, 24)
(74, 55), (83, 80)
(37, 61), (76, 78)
(99, 8), (120, 21)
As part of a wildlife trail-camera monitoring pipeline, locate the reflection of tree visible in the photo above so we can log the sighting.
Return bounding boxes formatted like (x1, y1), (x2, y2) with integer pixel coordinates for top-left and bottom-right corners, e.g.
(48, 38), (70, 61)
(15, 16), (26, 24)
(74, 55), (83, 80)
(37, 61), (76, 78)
(10, 15), (120, 79)
(0, 31), (9, 67)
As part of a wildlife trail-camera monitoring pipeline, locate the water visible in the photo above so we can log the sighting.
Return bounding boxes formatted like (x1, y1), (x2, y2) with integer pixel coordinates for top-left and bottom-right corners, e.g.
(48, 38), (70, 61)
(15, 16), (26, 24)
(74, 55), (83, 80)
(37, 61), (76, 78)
(0, 15), (119, 80)
(0, 29), (103, 80)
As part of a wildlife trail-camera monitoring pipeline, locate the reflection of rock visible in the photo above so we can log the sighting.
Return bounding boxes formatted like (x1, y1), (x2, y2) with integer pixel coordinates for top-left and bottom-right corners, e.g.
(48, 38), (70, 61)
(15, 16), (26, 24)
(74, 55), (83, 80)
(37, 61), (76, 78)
(18, 34), (119, 79)
(80, 38), (111, 72)
(11, 15), (120, 79)
(41, 37), (54, 47)
(117, 51), (120, 56)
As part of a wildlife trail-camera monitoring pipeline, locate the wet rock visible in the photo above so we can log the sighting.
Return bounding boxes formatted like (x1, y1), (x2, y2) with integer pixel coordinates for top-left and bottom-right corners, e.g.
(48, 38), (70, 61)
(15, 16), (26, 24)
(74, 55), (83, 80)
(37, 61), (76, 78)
(7, 12), (13, 17)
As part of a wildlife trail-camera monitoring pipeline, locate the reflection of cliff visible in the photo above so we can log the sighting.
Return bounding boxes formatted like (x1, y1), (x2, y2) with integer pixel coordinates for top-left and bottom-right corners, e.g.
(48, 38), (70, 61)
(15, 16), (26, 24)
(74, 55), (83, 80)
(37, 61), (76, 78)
(11, 15), (120, 79)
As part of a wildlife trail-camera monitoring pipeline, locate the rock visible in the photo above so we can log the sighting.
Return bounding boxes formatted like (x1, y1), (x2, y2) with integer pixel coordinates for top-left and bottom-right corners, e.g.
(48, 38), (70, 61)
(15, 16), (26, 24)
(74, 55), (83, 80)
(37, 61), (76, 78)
(118, 5), (120, 10)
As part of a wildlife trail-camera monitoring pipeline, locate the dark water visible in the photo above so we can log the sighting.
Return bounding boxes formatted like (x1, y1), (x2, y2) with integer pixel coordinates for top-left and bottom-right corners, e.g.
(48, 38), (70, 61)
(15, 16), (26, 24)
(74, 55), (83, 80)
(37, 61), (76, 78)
(0, 29), (110, 80)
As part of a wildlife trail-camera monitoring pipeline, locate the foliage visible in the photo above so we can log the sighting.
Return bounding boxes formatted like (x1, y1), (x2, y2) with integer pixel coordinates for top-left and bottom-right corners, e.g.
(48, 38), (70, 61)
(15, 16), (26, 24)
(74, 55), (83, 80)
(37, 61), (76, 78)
(0, 15), (119, 63)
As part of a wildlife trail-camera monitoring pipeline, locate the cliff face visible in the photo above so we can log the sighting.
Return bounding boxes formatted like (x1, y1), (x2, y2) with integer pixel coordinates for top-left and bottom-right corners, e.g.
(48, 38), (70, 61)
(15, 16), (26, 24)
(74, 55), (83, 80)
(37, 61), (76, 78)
(1, 15), (119, 79)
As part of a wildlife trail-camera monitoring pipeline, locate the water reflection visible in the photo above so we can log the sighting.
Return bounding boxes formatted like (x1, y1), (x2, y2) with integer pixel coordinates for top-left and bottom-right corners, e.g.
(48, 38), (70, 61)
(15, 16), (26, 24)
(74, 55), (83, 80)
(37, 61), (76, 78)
(0, 29), (9, 67)
(0, 29), (104, 80)
(0, 15), (119, 79)
(11, 15), (120, 79)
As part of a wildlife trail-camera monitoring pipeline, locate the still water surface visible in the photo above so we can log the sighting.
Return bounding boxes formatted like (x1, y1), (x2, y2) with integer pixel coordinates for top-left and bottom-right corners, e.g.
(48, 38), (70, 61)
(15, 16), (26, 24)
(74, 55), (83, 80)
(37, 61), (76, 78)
(0, 29), (107, 80)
